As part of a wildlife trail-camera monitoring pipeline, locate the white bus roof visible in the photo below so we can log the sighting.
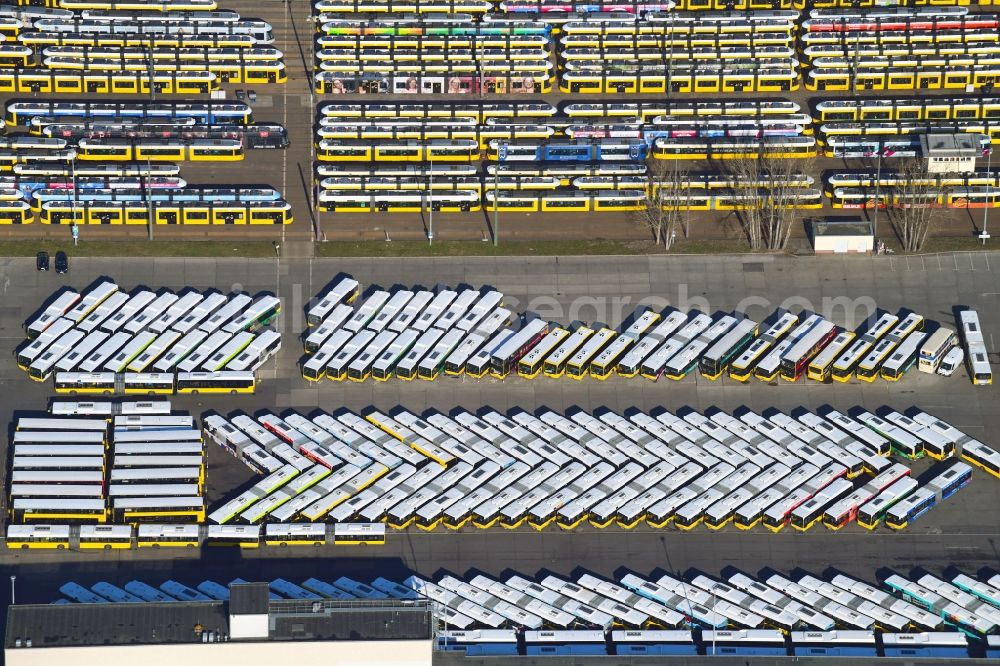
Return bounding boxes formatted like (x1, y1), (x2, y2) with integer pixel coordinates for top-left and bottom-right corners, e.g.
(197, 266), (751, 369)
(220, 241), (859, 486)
(20, 317), (75, 364)
(173, 292), (228, 334)
(491, 319), (548, 363)
(17, 417), (107, 431)
(99, 290), (156, 334)
(702, 318), (757, 364)
(199, 293), (252, 333)
(55, 330), (109, 373)
(128, 330), (181, 372)
(65, 280), (118, 324)
(223, 295), (280, 334)
(307, 277), (360, 324)
(27, 290), (80, 337)
(149, 291), (204, 334)
(457, 290), (503, 332)
(77, 292), (129, 333)
(124, 291), (179, 335)
(174, 330), (232, 373)
(389, 290), (434, 332)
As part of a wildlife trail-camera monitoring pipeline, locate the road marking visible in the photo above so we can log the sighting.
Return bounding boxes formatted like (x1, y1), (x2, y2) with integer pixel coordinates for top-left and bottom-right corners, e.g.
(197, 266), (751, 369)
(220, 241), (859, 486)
(954, 254), (960, 271)
(937, 255), (943, 271)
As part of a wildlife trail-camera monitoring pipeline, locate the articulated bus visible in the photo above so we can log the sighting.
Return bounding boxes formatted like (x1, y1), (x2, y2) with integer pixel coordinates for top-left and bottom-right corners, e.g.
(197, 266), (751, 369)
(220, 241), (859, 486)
(960, 440), (1000, 480)
(926, 461), (972, 502)
(959, 310), (992, 385)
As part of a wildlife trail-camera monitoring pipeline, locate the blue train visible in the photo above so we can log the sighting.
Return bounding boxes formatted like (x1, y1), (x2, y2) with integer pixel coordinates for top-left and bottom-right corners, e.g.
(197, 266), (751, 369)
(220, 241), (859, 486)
(438, 628), (985, 659)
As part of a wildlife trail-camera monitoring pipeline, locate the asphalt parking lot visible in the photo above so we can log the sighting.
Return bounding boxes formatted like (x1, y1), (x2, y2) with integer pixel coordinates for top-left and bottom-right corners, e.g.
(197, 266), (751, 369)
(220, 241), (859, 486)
(1, 252), (998, 602)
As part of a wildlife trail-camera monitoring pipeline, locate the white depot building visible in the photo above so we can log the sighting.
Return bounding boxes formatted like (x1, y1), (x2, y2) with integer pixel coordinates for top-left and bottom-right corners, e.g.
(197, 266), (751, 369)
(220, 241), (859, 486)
(5, 583), (432, 666)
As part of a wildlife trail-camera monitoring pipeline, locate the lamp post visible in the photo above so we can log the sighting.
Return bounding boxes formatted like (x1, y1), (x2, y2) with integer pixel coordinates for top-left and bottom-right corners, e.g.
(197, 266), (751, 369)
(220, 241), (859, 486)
(427, 157), (434, 246)
(493, 145), (504, 247)
(272, 241), (280, 301)
(70, 155), (78, 243)
(146, 159), (154, 241)
(982, 146), (993, 244)
(10, 575), (15, 605)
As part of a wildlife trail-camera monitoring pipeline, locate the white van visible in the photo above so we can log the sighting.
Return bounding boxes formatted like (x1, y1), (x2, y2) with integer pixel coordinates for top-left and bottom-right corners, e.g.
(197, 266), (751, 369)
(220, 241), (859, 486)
(937, 347), (964, 377)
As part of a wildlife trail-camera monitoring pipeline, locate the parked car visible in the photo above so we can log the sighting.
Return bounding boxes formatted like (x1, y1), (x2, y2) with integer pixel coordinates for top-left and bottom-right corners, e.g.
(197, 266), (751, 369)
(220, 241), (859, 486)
(36, 251), (48, 271)
(55, 251), (68, 274)
(938, 347), (964, 377)
(247, 90), (257, 103)
(235, 89), (246, 101)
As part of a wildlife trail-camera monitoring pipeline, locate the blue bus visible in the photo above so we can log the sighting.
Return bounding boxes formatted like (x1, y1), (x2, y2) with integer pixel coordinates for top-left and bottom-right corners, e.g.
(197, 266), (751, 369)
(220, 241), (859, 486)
(791, 631), (877, 657)
(91, 582), (142, 603)
(438, 630), (519, 656)
(884, 487), (936, 530)
(300, 577), (355, 600)
(613, 630), (697, 656)
(524, 630), (607, 656)
(702, 630), (787, 657)
(124, 580), (176, 602)
(196, 580), (232, 601)
(59, 581), (109, 604)
(160, 580), (212, 602)
(925, 461), (972, 501)
(270, 578), (322, 600)
(881, 632), (969, 658)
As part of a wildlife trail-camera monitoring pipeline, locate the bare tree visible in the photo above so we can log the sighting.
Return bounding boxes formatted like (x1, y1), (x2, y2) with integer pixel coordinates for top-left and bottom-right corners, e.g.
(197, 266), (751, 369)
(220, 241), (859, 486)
(635, 158), (690, 249)
(724, 154), (809, 251)
(884, 158), (946, 253)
